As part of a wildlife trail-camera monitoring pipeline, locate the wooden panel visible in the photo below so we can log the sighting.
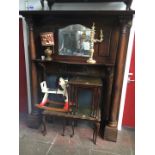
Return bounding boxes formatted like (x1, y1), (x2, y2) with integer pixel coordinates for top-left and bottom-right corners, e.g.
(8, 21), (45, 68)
(98, 28), (112, 57)
(94, 26), (119, 64)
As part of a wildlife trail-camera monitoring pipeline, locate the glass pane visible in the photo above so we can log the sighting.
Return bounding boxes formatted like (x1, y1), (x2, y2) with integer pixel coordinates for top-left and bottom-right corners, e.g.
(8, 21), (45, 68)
(58, 24), (91, 57)
(77, 90), (92, 116)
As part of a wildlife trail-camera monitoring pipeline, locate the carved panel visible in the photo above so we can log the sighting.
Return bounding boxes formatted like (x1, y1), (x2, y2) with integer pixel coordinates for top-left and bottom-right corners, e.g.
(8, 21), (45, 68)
(98, 28), (112, 57)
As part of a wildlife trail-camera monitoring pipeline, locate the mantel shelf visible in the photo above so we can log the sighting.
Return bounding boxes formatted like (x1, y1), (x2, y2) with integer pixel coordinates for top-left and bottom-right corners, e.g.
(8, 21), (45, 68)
(32, 59), (113, 66)
(19, 10), (135, 17)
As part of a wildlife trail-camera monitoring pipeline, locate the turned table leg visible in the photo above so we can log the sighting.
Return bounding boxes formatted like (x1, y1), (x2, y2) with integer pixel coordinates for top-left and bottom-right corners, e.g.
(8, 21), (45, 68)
(93, 122), (100, 144)
(70, 120), (75, 137)
(41, 115), (47, 136)
(62, 118), (66, 136)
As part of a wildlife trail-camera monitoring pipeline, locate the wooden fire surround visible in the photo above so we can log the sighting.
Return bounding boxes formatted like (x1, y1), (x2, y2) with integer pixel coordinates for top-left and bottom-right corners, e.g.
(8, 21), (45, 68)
(19, 9), (135, 142)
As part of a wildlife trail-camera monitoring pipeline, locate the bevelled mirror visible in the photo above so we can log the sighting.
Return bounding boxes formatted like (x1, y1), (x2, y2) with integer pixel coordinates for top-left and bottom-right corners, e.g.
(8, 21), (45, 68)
(58, 24), (91, 57)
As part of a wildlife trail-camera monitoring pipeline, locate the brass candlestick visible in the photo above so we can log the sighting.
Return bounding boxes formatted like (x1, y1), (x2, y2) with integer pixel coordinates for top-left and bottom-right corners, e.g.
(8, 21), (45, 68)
(87, 23), (103, 64)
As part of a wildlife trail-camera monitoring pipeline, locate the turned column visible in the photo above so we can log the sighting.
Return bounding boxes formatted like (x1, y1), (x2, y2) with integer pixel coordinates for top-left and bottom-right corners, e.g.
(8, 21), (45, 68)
(100, 67), (114, 138)
(27, 17), (38, 111)
(104, 16), (132, 141)
(108, 18), (132, 128)
(26, 17), (41, 128)
(104, 67), (115, 121)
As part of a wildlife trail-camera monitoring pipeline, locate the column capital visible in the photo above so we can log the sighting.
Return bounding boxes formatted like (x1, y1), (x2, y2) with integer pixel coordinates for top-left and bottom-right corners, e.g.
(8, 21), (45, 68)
(118, 15), (133, 28)
(25, 17), (34, 31)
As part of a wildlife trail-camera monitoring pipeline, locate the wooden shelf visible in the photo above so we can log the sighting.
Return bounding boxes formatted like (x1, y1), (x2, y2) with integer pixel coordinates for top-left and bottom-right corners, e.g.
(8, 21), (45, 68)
(19, 10), (135, 17)
(32, 59), (113, 66)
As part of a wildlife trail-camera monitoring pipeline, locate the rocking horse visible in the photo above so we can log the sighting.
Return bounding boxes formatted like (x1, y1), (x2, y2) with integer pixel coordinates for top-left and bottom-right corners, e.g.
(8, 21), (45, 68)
(35, 77), (70, 112)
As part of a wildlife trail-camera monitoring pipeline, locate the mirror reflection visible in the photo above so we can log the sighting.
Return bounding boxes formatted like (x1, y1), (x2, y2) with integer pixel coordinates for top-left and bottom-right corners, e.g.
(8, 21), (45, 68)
(58, 24), (91, 57)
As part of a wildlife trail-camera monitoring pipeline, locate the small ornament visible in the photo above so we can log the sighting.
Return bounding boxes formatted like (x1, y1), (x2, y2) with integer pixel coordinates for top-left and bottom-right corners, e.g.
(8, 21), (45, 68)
(86, 23), (104, 64)
(40, 32), (55, 61)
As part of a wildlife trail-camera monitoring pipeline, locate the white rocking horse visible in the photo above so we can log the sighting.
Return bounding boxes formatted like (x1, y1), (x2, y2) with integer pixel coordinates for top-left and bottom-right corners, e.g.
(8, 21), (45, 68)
(36, 77), (69, 112)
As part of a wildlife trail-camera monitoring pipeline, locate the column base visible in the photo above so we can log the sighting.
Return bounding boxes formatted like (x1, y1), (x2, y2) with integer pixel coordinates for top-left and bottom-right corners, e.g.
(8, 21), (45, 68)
(108, 121), (118, 127)
(104, 125), (118, 142)
(27, 113), (42, 129)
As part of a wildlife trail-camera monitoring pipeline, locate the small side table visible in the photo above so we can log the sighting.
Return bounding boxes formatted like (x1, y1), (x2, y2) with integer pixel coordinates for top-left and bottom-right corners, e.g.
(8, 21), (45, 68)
(68, 76), (103, 144)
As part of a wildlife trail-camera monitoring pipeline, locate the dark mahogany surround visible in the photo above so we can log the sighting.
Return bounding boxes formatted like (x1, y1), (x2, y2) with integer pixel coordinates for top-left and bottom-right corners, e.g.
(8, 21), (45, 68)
(20, 9), (135, 141)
